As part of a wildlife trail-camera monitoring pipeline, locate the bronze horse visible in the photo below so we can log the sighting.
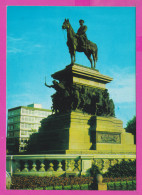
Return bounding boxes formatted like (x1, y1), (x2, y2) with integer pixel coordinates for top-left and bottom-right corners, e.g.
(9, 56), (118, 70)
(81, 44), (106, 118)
(62, 19), (98, 69)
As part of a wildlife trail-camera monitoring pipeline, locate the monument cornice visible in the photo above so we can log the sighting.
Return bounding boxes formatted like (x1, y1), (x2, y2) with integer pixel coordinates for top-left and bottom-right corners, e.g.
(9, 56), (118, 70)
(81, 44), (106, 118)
(52, 64), (113, 89)
(70, 64), (113, 84)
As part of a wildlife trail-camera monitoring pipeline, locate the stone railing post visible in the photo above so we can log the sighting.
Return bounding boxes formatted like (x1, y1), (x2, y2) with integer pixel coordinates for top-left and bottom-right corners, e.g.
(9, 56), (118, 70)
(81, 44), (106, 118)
(81, 157), (92, 175)
(97, 174), (107, 190)
(6, 156), (14, 176)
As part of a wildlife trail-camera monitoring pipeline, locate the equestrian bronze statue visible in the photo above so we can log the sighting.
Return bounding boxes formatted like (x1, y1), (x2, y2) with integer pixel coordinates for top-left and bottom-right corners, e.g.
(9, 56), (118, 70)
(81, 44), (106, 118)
(62, 19), (98, 69)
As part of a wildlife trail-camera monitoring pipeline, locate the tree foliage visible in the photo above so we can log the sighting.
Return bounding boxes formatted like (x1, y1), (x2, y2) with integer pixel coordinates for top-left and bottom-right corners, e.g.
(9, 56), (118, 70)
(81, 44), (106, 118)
(125, 116), (136, 136)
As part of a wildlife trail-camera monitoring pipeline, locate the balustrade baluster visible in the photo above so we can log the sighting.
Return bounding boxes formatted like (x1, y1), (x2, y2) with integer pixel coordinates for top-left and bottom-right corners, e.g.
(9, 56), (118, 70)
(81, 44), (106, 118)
(48, 162), (54, 171)
(31, 160), (37, 172)
(22, 161), (29, 172)
(39, 160), (45, 172)
(14, 160), (20, 173)
(67, 160), (72, 171)
(57, 160), (63, 172)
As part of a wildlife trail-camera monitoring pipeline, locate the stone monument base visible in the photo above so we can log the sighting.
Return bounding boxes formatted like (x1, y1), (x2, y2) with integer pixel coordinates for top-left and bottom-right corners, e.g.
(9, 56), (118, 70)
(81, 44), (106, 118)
(32, 111), (135, 155)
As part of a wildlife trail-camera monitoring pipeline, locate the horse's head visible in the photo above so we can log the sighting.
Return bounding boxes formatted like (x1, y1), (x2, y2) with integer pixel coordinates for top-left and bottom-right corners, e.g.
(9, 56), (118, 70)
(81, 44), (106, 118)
(62, 19), (70, 30)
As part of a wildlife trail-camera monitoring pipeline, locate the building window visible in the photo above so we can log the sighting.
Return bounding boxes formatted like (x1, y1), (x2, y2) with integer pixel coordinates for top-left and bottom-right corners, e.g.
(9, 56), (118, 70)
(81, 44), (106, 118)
(28, 110), (32, 115)
(8, 132), (14, 137)
(8, 112), (11, 116)
(21, 116), (25, 122)
(32, 117), (35, 122)
(22, 109), (26, 114)
(21, 123), (24, 128)
(14, 131), (19, 137)
(8, 118), (13, 123)
(14, 124), (20, 130)
(20, 139), (23, 143)
(22, 108), (29, 114)
(25, 117), (28, 122)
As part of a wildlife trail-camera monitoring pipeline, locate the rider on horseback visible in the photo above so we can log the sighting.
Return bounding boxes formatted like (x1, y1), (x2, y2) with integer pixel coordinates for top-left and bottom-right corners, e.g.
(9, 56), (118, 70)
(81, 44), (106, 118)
(62, 18), (98, 68)
(76, 20), (88, 48)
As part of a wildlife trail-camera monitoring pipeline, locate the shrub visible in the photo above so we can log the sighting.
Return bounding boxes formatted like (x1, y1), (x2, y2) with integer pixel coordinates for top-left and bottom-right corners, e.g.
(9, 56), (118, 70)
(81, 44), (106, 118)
(34, 187), (44, 190)
(80, 184), (88, 190)
(107, 180), (136, 191)
(121, 183), (127, 190)
(54, 185), (62, 190)
(63, 185), (71, 190)
(103, 160), (136, 178)
(103, 176), (136, 183)
(90, 164), (100, 177)
(11, 175), (93, 190)
(72, 184), (80, 190)
(45, 186), (53, 190)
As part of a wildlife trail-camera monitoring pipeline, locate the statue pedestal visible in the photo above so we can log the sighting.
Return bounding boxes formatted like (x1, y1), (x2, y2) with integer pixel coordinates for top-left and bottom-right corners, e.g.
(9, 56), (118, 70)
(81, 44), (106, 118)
(52, 63), (113, 89)
(98, 183), (107, 191)
(34, 111), (135, 155)
(29, 64), (135, 156)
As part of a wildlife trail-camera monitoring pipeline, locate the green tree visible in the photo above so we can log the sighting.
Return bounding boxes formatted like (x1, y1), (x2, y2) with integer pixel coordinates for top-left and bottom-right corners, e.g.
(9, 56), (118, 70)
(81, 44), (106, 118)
(125, 116), (136, 144)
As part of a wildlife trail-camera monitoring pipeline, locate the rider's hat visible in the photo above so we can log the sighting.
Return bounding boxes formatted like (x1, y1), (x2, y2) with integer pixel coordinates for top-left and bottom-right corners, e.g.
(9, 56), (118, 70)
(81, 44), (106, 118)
(79, 19), (84, 23)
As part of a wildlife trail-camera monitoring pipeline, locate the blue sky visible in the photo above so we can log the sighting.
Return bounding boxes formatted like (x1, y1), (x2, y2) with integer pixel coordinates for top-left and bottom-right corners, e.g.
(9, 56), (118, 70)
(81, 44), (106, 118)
(7, 6), (136, 127)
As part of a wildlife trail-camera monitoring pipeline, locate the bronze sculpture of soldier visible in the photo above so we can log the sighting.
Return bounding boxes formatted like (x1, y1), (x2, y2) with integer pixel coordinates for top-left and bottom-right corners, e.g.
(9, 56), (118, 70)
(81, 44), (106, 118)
(76, 19), (88, 48)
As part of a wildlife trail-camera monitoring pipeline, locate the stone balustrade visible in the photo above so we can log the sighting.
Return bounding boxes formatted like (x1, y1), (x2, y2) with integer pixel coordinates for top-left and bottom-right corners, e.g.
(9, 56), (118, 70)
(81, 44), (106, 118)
(6, 154), (136, 177)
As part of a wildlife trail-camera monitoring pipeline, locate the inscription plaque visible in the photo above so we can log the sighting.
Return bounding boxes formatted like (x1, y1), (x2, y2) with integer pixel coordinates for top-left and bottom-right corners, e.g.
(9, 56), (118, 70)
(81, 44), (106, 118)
(96, 132), (121, 144)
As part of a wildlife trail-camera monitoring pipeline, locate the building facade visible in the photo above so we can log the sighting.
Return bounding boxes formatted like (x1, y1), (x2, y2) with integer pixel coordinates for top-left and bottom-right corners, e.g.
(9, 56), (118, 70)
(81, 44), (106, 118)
(7, 104), (52, 154)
